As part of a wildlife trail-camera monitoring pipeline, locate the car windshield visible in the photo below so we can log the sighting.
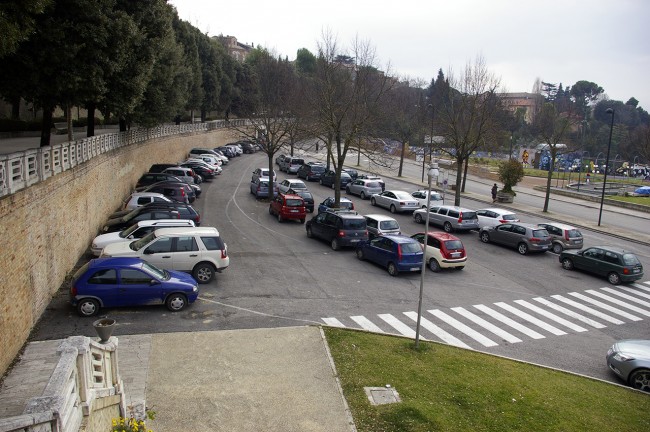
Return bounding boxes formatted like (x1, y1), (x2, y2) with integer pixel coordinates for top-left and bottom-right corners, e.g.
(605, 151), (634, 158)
(400, 243), (422, 254)
(502, 214), (518, 221)
(120, 223), (140, 238)
(131, 232), (156, 251)
(290, 182), (307, 189)
(567, 229), (582, 238)
(622, 253), (641, 265)
(142, 261), (168, 280)
(532, 229), (549, 238)
(380, 220), (399, 230)
(444, 240), (464, 250)
(342, 219), (366, 229)
(430, 193), (442, 200)
(341, 201), (354, 209)
(73, 262), (90, 281)
(311, 166), (325, 172)
(286, 199), (303, 207)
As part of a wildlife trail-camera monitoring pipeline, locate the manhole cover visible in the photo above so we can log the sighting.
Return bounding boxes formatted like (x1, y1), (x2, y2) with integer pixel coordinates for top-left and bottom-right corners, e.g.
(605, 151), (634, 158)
(364, 386), (401, 405)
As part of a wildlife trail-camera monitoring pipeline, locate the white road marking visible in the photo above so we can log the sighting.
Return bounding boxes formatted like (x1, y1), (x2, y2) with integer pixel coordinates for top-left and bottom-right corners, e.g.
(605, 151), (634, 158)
(585, 289), (650, 317)
(350, 316), (384, 333)
(322, 317), (346, 327)
(428, 309), (498, 347)
(378, 314), (420, 339)
(623, 285), (650, 300)
(567, 292), (642, 321)
(494, 302), (567, 335)
(403, 311), (469, 348)
(600, 287), (650, 308)
(532, 297), (605, 329)
(551, 295), (625, 324)
(473, 304), (545, 339)
(451, 307), (522, 343)
(514, 300), (587, 332)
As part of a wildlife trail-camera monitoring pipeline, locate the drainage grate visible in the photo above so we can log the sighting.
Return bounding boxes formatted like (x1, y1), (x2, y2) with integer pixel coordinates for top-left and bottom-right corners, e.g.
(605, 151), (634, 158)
(364, 386), (401, 405)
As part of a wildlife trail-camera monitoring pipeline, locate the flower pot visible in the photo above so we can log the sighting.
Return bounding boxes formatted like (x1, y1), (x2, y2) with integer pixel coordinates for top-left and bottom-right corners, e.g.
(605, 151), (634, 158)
(93, 318), (116, 343)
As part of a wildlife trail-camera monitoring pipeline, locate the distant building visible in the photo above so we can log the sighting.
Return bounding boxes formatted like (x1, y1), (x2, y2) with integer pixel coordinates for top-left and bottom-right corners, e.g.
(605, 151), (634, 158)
(218, 35), (253, 62)
(500, 92), (543, 123)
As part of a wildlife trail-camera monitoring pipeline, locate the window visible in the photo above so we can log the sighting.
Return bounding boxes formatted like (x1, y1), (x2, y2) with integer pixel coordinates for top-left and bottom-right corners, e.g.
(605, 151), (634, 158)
(342, 219), (366, 229)
(145, 237), (173, 254)
(120, 269), (153, 284)
(366, 218), (378, 229)
(427, 236), (441, 248)
(603, 252), (621, 264)
(380, 220), (399, 230)
(175, 236), (198, 252)
(447, 210), (459, 218)
(201, 236), (225, 250)
(513, 226), (526, 235)
(88, 269), (117, 284)
(401, 242), (422, 254)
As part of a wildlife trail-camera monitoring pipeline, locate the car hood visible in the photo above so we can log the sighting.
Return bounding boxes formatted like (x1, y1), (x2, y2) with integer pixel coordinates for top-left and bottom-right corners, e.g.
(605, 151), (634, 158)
(101, 240), (137, 257)
(167, 269), (199, 287)
(613, 340), (650, 359)
(92, 232), (128, 247)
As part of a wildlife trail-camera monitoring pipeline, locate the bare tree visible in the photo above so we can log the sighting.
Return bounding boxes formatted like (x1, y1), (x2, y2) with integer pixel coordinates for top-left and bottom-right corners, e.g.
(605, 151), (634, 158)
(434, 55), (504, 205)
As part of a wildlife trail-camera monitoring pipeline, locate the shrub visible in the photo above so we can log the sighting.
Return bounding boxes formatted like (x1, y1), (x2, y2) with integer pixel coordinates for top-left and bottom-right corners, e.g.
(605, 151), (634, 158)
(498, 159), (524, 195)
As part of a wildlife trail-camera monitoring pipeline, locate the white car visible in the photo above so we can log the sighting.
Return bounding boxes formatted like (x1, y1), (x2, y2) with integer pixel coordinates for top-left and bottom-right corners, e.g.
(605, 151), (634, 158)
(101, 227), (229, 283)
(411, 190), (443, 208)
(90, 219), (195, 256)
(475, 208), (520, 228)
(370, 190), (419, 213)
(278, 179), (308, 194)
(122, 192), (173, 211)
(185, 158), (222, 174)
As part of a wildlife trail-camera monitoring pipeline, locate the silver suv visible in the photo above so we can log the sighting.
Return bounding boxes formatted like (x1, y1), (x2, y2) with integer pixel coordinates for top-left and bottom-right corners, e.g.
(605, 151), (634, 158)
(346, 179), (383, 199)
(413, 205), (479, 232)
(537, 222), (583, 254)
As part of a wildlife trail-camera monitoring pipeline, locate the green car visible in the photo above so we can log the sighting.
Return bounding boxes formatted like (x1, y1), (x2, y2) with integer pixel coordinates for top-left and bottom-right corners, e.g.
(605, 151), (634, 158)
(559, 246), (644, 285)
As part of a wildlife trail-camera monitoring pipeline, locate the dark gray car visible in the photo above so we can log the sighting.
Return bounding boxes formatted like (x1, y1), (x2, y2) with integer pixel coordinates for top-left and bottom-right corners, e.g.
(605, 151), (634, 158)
(479, 222), (551, 255)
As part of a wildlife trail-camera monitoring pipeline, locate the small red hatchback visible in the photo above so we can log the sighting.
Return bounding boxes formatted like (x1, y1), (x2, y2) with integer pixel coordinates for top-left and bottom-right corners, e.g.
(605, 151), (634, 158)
(269, 193), (307, 223)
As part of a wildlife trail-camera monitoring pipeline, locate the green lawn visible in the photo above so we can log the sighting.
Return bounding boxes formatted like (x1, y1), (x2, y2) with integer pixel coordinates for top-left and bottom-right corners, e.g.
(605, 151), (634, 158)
(324, 328), (650, 432)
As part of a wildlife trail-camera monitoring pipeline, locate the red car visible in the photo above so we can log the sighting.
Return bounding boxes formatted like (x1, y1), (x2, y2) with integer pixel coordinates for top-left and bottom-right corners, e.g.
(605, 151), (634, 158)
(269, 193), (307, 223)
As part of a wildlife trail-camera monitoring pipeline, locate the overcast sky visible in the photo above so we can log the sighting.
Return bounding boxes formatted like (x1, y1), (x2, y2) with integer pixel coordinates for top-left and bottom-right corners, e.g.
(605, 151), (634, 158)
(170, 0), (650, 108)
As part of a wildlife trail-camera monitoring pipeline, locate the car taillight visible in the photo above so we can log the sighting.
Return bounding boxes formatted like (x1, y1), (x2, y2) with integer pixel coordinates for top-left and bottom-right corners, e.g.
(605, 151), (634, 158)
(181, 188), (186, 197)
(338, 230), (345, 237)
(351, 203), (355, 210)
(397, 244), (403, 260)
(221, 249), (227, 259)
(196, 214), (200, 223)
(71, 286), (77, 296)
(529, 237), (541, 243)
(498, 219), (507, 224)
(623, 268), (630, 275)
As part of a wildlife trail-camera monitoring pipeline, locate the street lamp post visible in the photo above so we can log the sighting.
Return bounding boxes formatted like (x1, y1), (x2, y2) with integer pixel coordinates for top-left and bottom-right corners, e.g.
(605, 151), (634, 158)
(598, 108), (615, 226)
(422, 104), (435, 183)
(415, 163), (439, 349)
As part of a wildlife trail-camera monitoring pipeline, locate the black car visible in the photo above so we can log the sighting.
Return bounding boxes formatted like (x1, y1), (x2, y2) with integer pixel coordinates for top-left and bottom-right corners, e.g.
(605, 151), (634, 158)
(305, 210), (368, 251)
(288, 188), (314, 213)
(343, 168), (358, 180)
(240, 141), (257, 154)
(141, 181), (196, 203)
(297, 163), (326, 181)
(136, 172), (184, 189)
(102, 207), (181, 233)
(181, 162), (216, 181)
(148, 163), (179, 173)
(319, 170), (353, 189)
(215, 146), (236, 158)
(108, 202), (201, 226)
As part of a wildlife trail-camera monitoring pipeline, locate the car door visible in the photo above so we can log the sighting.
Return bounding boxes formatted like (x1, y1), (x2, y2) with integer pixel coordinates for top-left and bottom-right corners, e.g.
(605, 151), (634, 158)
(509, 225), (527, 248)
(140, 236), (174, 268)
(492, 224), (513, 246)
(378, 191), (395, 208)
(428, 207), (443, 227)
(85, 268), (121, 307)
(310, 212), (329, 240)
(577, 248), (606, 275)
(170, 235), (200, 272)
(372, 237), (395, 267)
(117, 268), (163, 306)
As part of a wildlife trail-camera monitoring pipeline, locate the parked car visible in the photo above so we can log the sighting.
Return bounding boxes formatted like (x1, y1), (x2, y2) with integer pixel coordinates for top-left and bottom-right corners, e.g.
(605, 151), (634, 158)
(192, 154), (222, 168)
(163, 166), (199, 185)
(317, 196), (354, 214)
(185, 157), (222, 175)
(320, 170), (353, 189)
(357, 174), (385, 191)
(275, 154), (288, 166)
(346, 179), (383, 199)
(70, 257), (199, 317)
(277, 178), (308, 194)
(410, 232), (467, 272)
(356, 235), (423, 276)
(288, 188), (314, 213)
(102, 207), (182, 233)
(141, 181), (193, 204)
(475, 208), (520, 228)
(215, 146), (236, 158)
(413, 205), (480, 233)
(279, 156), (305, 174)
(411, 190), (443, 208)
(90, 219), (196, 256)
(148, 163), (179, 173)
(343, 168), (358, 180)
(269, 193), (307, 223)
(250, 177), (278, 198)
(537, 222), (583, 254)
(606, 339), (650, 392)
(240, 141), (257, 154)
(297, 162), (326, 181)
(225, 143), (243, 156)
(135, 172), (184, 189)
(559, 246), (643, 285)
(479, 223), (551, 255)
(211, 149), (229, 165)
(252, 167), (276, 182)
(306, 209), (368, 251)
(370, 190), (419, 213)
(181, 161), (216, 181)
(101, 226), (229, 283)
(122, 192), (173, 210)
(109, 202), (200, 226)
(189, 147), (220, 159)
(364, 214), (401, 239)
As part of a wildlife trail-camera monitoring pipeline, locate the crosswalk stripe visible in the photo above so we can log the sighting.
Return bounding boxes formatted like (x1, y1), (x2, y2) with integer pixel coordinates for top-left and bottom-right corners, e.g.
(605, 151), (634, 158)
(623, 286), (650, 300)
(585, 289), (650, 317)
(514, 300), (587, 332)
(567, 292), (642, 321)
(532, 297), (606, 329)
(428, 309), (498, 347)
(473, 304), (545, 339)
(600, 287), (650, 308)
(403, 312), (470, 348)
(551, 295), (625, 324)
(451, 307), (522, 343)
(378, 314), (420, 339)
(350, 316), (384, 333)
(322, 317), (345, 327)
(495, 302), (567, 335)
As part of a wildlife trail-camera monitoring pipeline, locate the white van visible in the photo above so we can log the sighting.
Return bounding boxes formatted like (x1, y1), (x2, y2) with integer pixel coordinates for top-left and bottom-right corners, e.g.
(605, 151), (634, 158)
(364, 214), (401, 239)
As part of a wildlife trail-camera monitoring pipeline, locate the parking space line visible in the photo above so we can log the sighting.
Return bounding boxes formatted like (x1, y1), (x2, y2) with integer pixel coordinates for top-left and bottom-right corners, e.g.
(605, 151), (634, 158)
(514, 300), (587, 332)
(533, 297), (605, 329)
(403, 312), (469, 348)
(378, 314), (420, 339)
(428, 309), (498, 347)
(322, 317), (346, 327)
(567, 292), (642, 321)
(473, 305), (545, 339)
(495, 302), (567, 335)
(585, 289), (650, 317)
(351, 316), (384, 333)
(451, 307), (522, 343)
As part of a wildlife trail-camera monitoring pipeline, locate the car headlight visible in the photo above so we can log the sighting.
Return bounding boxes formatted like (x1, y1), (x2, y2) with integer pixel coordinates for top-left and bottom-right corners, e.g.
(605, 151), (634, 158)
(193, 286), (198, 292)
(613, 352), (634, 362)
(91, 243), (97, 249)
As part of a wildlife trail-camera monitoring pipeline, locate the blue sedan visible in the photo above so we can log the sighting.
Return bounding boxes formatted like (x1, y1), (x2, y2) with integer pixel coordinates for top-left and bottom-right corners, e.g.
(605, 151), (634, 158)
(356, 235), (424, 276)
(70, 257), (199, 316)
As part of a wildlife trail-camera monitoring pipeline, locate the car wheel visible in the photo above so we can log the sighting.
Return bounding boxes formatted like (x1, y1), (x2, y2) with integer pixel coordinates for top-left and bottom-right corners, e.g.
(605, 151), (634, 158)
(414, 213), (423, 224)
(390, 205), (397, 214)
(607, 272), (622, 285)
(77, 298), (100, 317)
(193, 263), (215, 283)
(356, 248), (364, 260)
(331, 238), (340, 251)
(277, 213), (283, 222)
(561, 258), (574, 270)
(370, 198), (376, 206)
(552, 243), (563, 254)
(517, 243), (529, 255)
(629, 369), (650, 392)
(165, 293), (187, 312)
(443, 222), (453, 233)
(480, 231), (490, 243)
(387, 262), (398, 277)
(306, 227), (313, 238)
(360, 192), (366, 199)
(428, 259), (441, 272)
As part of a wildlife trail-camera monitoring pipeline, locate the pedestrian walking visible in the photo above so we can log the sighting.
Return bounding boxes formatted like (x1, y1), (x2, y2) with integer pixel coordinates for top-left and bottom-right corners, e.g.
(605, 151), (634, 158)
(586, 172), (591, 184)
(491, 183), (498, 202)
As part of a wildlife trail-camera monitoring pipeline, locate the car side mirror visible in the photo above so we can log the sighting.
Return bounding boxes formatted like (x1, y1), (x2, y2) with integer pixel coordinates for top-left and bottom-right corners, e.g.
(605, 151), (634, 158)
(150, 279), (159, 285)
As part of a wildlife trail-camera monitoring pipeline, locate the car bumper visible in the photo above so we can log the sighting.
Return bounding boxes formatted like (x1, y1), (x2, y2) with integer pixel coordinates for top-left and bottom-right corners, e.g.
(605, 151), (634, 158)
(620, 272), (644, 282)
(397, 261), (423, 272)
(529, 243), (551, 252)
(280, 212), (306, 220)
(440, 257), (467, 268)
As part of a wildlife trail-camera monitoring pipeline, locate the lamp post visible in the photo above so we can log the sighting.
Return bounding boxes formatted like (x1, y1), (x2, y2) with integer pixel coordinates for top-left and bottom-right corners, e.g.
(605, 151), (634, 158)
(415, 163), (439, 349)
(422, 104), (435, 182)
(598, 108), (615, 226)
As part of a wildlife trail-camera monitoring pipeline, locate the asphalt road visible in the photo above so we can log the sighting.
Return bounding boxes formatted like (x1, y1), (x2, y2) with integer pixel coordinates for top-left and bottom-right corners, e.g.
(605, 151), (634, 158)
(31, 149), (650, 390)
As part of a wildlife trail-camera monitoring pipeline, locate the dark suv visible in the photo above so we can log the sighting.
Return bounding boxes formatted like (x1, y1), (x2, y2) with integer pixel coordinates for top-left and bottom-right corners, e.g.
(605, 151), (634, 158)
(297, 163), (326, 181)
(305, 210), (368, 251)
(319, 170), (353, 189)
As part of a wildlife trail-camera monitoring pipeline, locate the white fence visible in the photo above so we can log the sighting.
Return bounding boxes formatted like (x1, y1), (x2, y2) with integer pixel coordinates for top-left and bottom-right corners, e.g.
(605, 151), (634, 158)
(0, 119), (243, 198)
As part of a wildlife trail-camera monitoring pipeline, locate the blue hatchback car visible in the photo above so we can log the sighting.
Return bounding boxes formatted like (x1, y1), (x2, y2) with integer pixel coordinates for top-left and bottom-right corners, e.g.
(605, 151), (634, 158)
(70, 257), (199, 317)
(356, 235), (424, 276)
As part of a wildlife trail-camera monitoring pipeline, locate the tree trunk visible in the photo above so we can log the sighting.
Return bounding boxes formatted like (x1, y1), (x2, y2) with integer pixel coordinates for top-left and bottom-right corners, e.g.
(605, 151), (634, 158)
(119, 117), (127, 132)
(543, 159), (554, 213)
(66, 105), (74, 142)
(454, 156), (463, 206)
(40, 107), (53, 147)
(397, 140), (405, 177)
(10, 95), (20, 120)
(86, 102), (96, 137)
(461, 158), (469, 192)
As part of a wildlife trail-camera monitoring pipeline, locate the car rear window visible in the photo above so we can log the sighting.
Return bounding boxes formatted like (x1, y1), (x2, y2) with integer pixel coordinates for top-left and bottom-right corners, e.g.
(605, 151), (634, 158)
(567, 229), (582, 238)
(291, 159), (304, 165)
(285, 199), (303, 207)
(380, 220), (399, 230)
(201, 236), (225, 250)
(444, 240), (464, 250)
(341, 201), (354, 209)
(311, 166), (325, 172)
(366, 182), (381, 188)
(342, 219), (366, 229)
(532, 229), (549, 238)
(400, 243), (422, 254)
(622, 253), (641, 265)
(502, 214), (518, 221)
